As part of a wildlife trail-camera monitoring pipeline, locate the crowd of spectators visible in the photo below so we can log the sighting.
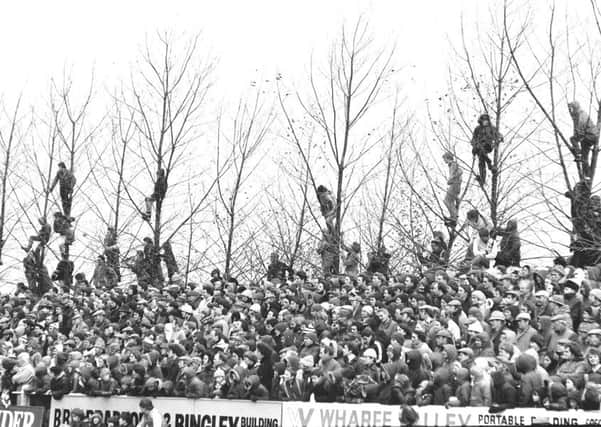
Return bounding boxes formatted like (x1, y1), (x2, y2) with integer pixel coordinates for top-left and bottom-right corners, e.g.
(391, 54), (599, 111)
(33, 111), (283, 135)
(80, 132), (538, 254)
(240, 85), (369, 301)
(3, 229), (601, 413)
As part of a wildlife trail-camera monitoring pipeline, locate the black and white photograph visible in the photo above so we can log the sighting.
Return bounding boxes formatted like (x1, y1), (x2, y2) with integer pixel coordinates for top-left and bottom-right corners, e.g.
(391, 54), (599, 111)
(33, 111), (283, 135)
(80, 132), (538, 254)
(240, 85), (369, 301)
(0, 0), (600, 426)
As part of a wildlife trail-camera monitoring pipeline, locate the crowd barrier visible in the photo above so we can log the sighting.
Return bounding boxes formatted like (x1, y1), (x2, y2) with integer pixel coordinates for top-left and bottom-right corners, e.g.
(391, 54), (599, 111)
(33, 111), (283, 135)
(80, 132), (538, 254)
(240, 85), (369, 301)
(47, 394), (601, 427)
(0, 405), (44, 427)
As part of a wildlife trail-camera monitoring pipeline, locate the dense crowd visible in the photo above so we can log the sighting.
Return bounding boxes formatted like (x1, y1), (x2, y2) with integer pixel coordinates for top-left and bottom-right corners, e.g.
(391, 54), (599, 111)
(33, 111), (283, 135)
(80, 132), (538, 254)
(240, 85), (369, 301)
(4, 225), (601, 413)
(4, 106), (601, 417)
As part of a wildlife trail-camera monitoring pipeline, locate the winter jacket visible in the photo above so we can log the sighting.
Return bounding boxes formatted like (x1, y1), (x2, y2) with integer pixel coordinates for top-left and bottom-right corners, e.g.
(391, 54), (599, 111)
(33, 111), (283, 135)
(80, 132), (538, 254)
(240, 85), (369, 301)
(516, 354), (543, 406)
(547, 382), (569, 410)
(406, 351), (430, 389)
(490, 371), (518, 410)
(244, 375), (270, 401)
(93, 378), (118, 397)
(50, 372), (72, 399)
(469, 367), (492, 406)
(495, 220), (521, 267)
(556, 359), (587, 385)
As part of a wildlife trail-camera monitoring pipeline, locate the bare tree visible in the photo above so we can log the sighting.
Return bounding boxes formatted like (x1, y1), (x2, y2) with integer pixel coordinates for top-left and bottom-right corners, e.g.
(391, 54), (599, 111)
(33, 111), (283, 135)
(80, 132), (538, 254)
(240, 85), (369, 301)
(214, 89), (274, 278)
(502, 0), (601, 262)
(0, 96), (24, 266)
(120, 33), (218, 286)
(279, 18), (395, 273)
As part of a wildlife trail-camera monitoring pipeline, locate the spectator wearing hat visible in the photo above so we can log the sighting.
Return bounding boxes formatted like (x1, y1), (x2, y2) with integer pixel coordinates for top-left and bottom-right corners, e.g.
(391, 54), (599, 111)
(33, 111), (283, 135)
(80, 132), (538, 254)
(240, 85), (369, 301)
(516, 312), (537, 352)
(587, 329), (601, 355)
(488, 310), (506, 354)
(470, 113), (500, 185)
(548, 313), (577, 359)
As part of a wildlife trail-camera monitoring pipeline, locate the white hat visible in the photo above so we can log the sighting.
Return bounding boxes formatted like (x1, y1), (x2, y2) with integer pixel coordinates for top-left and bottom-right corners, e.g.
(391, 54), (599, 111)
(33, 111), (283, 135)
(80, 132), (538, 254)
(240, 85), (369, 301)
(180, 304), (193, 314)
(363, 348), (377, 359)
(468, 322), (484, 333)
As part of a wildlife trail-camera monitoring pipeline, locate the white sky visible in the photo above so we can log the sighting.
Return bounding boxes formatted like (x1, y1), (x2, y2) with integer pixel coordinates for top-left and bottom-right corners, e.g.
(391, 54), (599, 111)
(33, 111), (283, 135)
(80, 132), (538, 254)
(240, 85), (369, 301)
(0, 0), (593, 285)
(0, 0), (485, 104)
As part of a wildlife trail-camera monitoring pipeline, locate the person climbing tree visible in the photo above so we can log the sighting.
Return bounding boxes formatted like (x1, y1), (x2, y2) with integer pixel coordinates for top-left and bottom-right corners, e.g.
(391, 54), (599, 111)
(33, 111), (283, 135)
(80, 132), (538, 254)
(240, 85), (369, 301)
(568, 101), (599, 179)
(104, 227), (120, 281)
(470, 114), (501, 185)
(143, 168), (167, 222)
(317, 230), (337, 276)
(49, 162), (76, 217)
(442, 151), (462, 226)
(52, 252), (74, 291)
(316, 185), (336, 231)
(161, 241), (179, 282)
(21, 217), (51, 256)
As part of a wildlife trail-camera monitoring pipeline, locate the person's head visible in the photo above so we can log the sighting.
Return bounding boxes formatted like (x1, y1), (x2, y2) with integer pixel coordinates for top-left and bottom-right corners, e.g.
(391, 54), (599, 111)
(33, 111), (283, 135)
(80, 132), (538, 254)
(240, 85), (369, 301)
(478, 113), (490, 126)
(270, 252), (279, 264)
(568, 101), (581, 118)
(516, 313), (531, 331)
(58, 162), (66, 169)
(442, 152), (454, 164)
(518, 279), (533, 297)
(139, 398), (153, 414)
(466, 209), (479, 223)
(588, 349), (600, 367)
(552, 315), (568, 334)
(588, 330), (601, 347)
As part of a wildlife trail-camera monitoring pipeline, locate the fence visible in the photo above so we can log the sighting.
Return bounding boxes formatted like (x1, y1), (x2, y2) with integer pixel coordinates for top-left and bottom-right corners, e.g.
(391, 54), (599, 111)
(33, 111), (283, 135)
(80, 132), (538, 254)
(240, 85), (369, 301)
(41, 394), (601, 427)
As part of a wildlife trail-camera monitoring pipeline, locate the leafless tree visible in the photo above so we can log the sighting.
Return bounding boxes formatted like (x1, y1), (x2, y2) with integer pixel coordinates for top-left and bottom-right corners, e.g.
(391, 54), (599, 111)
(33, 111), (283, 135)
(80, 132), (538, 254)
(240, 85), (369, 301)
(214, 89), (274, 278)
(120, 33), (220, 286)
(502, 0), (601, 261)
(278, 18), (395, 273)
(0, 96), (25, 269)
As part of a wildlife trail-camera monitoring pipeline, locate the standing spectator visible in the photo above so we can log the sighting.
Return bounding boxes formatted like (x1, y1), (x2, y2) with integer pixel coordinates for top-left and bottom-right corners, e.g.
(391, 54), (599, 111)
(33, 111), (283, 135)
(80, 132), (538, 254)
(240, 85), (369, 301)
(442, 151), (462, 226)
(341, 240), (361, 277)
(266, 252), (292, 282)
(49, 162), (76, 217)
(568, 101), (599, 178)
(137, 398), (162, 427)
(143, 169), (167, 222)
(470, 114), (501, 185)
(104, 227), (120, 281)
(316, 185), (336, 231)
(495, 220), (521, 267)
(161, 241), (179, 282)
(317, 231), (337, 276)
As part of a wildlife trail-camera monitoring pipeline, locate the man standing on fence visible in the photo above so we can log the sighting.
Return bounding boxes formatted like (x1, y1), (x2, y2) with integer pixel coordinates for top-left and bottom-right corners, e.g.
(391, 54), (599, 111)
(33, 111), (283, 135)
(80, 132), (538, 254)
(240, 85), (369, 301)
(137, 398), (163, 427)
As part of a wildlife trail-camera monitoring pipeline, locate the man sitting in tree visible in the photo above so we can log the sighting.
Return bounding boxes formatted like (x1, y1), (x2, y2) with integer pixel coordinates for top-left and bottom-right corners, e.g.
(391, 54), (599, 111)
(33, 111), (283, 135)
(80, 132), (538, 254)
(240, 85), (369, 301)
(470, 114), (501, 185)
(21, 217), (51, 256)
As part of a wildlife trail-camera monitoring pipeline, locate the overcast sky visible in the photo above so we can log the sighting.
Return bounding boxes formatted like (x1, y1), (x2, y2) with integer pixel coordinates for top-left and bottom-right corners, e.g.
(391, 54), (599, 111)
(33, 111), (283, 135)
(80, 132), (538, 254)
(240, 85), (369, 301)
(0, 0), (593, 285)
(0, 0), (496, 104)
